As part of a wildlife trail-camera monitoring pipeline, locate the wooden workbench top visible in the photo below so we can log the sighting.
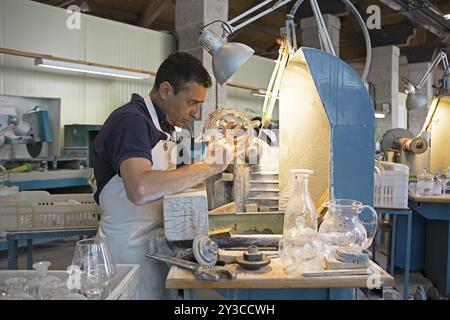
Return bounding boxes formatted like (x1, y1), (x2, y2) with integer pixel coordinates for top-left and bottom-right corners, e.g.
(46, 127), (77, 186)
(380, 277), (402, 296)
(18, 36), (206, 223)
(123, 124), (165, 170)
(409, 194), (450, 204)
(166, 252), (394, 290)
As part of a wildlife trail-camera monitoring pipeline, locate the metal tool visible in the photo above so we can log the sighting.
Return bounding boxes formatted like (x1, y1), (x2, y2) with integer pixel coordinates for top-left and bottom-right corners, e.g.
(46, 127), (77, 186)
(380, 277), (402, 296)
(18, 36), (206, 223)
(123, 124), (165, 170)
(146, 253), (236, 281)
(192, 234), (219, 266)
(235, 245), (271, 270)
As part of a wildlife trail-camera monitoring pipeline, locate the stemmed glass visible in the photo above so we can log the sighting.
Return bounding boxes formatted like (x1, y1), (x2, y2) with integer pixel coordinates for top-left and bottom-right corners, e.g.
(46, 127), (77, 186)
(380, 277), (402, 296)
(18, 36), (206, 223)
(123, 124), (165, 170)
(70, 237), (117, 300)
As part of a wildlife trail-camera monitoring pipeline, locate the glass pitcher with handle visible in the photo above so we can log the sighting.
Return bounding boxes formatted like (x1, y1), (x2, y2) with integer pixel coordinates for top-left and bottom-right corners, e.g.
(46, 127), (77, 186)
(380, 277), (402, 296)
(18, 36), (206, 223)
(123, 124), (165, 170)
(318, 199), (378, 255)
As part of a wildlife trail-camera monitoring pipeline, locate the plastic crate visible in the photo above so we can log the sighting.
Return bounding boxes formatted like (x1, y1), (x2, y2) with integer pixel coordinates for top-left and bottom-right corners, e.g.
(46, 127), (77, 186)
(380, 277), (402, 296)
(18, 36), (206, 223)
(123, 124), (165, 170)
(0, 191), (100, 232)
(0, 264), (139, 300)
(374, 170), (409, 209)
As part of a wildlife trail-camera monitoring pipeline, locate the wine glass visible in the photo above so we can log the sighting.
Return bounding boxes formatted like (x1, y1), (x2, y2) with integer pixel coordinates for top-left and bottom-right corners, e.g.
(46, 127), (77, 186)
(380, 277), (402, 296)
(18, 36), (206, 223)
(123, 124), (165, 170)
(70, 237), (117, 300)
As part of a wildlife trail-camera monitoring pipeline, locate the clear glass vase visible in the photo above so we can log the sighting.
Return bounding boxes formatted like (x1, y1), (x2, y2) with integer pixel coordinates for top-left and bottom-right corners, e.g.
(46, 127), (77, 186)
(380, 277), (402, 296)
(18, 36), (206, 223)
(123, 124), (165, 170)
(279, 226), (324, 275)
(283, 169), (317, 234)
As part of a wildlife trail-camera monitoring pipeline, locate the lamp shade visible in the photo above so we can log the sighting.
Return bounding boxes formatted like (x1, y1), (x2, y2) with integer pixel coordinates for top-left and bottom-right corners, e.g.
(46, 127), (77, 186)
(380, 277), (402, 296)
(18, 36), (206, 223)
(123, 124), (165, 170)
(212, 42), (254, 85)
(406, 92), (429, 110)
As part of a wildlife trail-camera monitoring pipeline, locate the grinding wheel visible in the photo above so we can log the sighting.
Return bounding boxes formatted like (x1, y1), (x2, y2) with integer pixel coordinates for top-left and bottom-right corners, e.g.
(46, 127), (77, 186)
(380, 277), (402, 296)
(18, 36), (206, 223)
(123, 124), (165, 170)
(380, 128), (413, 154)
(192, 234), (218, 266)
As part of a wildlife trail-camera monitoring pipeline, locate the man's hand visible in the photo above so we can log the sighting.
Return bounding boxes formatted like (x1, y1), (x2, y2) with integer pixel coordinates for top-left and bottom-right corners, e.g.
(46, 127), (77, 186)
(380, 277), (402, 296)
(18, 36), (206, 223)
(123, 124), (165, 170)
(204, 138), (235, 174)
(203, 120), (248, 174)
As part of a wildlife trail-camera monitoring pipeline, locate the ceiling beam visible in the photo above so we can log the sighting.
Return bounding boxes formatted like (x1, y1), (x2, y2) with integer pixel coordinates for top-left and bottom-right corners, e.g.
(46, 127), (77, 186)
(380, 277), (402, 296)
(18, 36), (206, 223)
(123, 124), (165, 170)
(229, 23), (280, 41)
(138, 0), (172, 29)
(80, 2), (139, 23)
(369, 21), (416, 47)
(58, 0), (77, 8)
(401, 44), (443, 63)
(378, 0), (450, 37)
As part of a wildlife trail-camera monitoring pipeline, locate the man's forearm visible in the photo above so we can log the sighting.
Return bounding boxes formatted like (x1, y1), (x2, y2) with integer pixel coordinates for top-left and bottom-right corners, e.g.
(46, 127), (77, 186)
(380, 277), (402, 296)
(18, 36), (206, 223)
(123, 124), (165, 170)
(131, 163), (219, 205)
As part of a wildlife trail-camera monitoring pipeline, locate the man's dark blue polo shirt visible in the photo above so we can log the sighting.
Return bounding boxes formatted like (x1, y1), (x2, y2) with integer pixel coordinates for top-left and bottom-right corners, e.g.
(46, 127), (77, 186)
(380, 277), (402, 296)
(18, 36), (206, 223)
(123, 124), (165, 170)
(92, 93), (174, 204)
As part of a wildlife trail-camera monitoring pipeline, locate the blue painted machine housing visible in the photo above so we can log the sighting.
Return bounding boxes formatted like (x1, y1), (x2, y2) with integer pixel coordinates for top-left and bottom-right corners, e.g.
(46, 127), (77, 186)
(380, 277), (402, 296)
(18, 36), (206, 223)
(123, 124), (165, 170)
(302, 48), (375, 207)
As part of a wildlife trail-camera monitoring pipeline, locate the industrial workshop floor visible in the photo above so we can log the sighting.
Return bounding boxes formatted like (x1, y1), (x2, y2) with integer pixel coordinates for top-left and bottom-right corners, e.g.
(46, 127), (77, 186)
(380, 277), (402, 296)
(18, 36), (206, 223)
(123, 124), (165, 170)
(0, 236), (440, 300)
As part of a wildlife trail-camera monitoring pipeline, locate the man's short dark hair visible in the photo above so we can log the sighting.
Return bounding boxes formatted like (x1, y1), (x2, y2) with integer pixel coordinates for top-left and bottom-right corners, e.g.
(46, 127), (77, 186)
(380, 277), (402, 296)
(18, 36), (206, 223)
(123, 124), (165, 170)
(153, 52), (212, 94)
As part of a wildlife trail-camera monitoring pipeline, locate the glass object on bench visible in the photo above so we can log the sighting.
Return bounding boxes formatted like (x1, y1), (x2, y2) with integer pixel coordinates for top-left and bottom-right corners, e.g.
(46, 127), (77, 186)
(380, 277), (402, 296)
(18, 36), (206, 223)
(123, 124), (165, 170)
(435, 166), (449, 195)
(0, 277), (35, 300)
(279, 225), (324, 274)
(416, 169), (434, 197)
(40, 281), (87, 300)
(318, 199), (378, 257)
(71, 237), (117, 300)
(283, 169), (317, 234)
(24, 261), (63, 299)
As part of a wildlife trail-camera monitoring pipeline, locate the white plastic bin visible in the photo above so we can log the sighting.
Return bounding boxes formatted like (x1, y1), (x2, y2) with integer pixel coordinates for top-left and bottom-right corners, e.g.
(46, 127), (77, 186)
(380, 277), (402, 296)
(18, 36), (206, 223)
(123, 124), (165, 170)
(374, 170), (409, 209)
(0, 191), (100, 232)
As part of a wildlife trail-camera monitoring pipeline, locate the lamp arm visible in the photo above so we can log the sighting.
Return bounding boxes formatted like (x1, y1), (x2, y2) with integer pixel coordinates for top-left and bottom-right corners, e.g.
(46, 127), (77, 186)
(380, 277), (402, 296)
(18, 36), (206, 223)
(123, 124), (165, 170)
(228, 0), (277, 26)
(229, 0), (293, 34)
(341, 0), (371, 82)
(289, 0), (305, 16)
(442, 53), (449, 72)
(289, 0), (372, 82)
(415, 50), (448, 90)
(310, 0), (336, 56)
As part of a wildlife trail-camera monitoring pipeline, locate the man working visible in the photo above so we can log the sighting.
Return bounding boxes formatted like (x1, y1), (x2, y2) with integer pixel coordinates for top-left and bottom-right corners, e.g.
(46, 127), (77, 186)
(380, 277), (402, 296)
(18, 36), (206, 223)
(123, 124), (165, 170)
(92, 52), (235, 299)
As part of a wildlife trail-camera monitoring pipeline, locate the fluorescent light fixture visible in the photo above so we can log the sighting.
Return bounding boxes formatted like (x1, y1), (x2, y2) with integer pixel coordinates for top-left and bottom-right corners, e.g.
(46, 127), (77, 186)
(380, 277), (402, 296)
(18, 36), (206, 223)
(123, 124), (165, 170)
(444, 14), (450, 20)
(34, 58), (150, 80)
(375, 112), (386, 119)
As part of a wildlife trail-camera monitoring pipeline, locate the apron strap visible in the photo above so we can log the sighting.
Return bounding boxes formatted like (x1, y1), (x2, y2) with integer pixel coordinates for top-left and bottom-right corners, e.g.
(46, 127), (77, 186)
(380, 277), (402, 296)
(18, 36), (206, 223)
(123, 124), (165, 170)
(144, 98), (171, 140)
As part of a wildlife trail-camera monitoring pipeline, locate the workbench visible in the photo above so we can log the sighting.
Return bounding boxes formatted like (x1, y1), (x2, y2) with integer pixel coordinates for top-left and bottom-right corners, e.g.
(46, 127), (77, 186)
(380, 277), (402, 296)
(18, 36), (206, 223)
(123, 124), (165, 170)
(408, 194), (450, 297)
(6, 169), (93, 190)
(166, 252), (394, 300)
(5, 228), (98, 270)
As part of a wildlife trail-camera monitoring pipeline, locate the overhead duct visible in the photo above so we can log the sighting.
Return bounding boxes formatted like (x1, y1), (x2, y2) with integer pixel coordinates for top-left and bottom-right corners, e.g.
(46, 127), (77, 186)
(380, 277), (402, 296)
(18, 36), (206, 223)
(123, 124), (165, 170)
(379, 0), (450, 37)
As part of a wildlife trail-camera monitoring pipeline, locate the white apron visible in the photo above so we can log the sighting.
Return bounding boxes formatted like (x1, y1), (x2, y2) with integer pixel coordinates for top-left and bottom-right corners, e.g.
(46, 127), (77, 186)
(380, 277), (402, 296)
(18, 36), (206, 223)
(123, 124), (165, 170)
(98, 98), (177, 300)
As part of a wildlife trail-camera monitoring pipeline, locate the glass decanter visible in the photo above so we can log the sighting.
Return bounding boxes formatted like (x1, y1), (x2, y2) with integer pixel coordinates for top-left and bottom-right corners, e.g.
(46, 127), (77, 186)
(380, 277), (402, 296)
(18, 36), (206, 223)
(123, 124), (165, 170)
(0, 277), (35, 300)
(24, 261), (63, 299)
(318, 199), (378, 256)
(283, 169), (317, 234)
(279, 172), (295, 212)
(278, 225), (324, 275)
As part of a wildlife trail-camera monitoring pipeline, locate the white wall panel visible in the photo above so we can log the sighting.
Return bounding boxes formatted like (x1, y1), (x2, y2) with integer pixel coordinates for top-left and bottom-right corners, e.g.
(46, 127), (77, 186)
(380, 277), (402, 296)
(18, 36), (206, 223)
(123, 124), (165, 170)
(4, 0), (86, 61)
(0, 0), (175, 143)
(227, 56), (279, 121)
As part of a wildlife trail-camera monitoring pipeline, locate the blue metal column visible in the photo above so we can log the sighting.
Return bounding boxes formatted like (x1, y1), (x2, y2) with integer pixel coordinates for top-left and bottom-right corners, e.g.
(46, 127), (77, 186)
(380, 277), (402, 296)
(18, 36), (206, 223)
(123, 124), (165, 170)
(7, 239), (18, 270)
(27, 239), (33, 270)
